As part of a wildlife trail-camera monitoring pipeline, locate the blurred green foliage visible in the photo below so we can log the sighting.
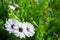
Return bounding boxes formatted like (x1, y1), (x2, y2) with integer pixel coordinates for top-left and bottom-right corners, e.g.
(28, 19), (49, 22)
(0, 0), (60, 40)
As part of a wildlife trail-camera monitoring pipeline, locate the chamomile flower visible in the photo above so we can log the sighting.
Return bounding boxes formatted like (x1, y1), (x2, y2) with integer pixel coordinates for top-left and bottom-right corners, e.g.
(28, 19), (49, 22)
(5, 18), (18, 33)
(23, 22), (35, 37)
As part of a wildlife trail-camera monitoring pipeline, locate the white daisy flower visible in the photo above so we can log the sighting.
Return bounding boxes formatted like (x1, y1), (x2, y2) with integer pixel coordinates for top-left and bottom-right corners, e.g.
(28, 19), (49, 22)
(5, 18), (18, 33)
(13, 22), (35, 38)
(23, 22), (35, 37)
(13, 22), (26, 38)
(8, 5), (16, 10)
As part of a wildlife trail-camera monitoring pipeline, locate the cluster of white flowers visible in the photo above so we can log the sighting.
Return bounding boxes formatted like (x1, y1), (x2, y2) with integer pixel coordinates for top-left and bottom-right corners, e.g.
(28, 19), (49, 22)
(5, 19), (35, 38)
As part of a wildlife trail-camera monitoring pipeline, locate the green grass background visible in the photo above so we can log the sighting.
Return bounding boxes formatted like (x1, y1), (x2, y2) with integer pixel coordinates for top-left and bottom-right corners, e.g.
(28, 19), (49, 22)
(0, 0), (60, 40)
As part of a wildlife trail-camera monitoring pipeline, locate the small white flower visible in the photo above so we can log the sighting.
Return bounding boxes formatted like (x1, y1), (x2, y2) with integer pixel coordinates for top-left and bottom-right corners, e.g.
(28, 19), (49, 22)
(5, 18), (18, 33)
(14, 22), (35, 38)
(13, 22), (25, 38)
(23, 22), (35, 37)
(8, 5), (16, 10)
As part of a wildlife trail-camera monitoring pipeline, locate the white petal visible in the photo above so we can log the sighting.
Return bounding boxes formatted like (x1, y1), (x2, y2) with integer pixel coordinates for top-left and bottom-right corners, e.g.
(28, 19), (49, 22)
(14, 30), (19, 35)
(5, 25), (10, 28)
(28, 32), (33, 37)
(28, 24), (35, 30)
(29, 29), (35, 34)
(19, 22), (22, 27)
(23, 30), (30, 37)
(14, 26), (19, 30)
(9, 28), (14, 33)
(14, 30), (20, 37)
(6, 28), (14, 33)
(10, 29), (14, 33)
(16, 33), (20, 37)
(8, 19), (13, 25)
(19, 32), (25, 38)
(6, 28), (10, 31)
